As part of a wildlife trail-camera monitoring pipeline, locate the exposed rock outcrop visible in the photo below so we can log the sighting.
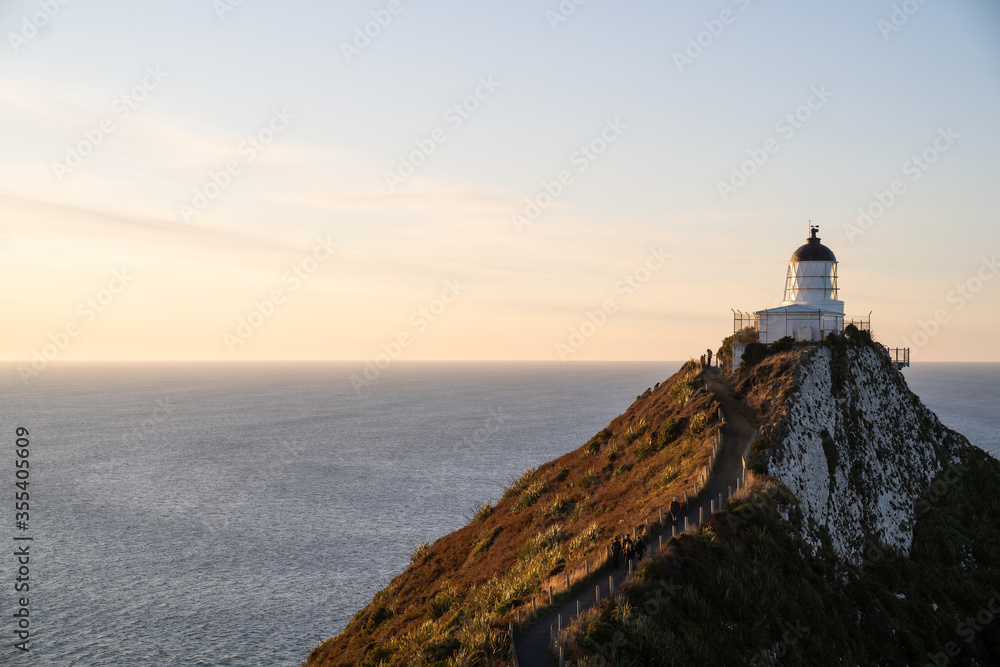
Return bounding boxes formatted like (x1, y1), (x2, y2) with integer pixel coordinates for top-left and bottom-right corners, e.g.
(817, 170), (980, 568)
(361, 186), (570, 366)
(743, 336), (963, 565)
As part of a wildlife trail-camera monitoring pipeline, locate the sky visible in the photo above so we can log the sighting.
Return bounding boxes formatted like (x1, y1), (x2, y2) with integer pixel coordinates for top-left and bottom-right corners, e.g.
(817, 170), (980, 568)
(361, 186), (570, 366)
(1, 0), (998, 363)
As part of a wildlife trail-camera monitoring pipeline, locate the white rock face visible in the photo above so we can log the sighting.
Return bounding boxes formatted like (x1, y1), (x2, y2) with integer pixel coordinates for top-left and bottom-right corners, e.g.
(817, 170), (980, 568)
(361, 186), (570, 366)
(766, 346), (946, 565)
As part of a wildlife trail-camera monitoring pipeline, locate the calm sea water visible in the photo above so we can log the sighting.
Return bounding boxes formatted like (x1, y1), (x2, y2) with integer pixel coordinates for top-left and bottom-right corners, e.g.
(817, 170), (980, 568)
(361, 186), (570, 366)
(0, 361), (994, 666)
(0, 362), (674, 666)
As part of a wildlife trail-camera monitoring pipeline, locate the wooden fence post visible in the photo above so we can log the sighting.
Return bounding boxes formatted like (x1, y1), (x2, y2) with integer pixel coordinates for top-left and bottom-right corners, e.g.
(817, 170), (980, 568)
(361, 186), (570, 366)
(532, 598), (537, 617)
(595, 585), (600, 603)
(548, 586), (553, 607)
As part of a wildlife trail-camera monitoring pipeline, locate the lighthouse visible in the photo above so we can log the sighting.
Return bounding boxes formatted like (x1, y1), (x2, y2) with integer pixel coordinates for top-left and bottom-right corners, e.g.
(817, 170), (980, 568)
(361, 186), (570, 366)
(730, 225), (908, 369)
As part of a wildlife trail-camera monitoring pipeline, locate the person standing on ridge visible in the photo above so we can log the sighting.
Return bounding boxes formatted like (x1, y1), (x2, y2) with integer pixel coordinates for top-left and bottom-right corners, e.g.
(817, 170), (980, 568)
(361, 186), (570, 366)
(706, 348), (713, 367)
(670, 497), (681, 525)
(611, 536), (622, 568)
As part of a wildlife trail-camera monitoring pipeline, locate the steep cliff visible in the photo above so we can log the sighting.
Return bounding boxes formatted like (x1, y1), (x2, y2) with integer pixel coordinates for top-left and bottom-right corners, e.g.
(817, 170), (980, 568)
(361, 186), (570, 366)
(738, 331), (961, 565)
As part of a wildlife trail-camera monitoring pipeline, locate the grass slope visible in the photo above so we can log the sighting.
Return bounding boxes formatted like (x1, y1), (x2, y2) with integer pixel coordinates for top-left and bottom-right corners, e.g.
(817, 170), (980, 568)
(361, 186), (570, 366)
(304, 361), (723, 666)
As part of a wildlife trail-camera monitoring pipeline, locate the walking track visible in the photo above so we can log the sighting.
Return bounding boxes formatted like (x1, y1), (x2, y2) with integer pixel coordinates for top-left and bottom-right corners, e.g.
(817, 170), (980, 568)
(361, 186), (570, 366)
(513, 367), (755, 666)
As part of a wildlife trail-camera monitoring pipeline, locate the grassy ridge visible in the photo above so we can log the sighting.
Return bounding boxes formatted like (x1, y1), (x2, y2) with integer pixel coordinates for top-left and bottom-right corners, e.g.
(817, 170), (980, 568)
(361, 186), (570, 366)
(558, 444), (1000, 666)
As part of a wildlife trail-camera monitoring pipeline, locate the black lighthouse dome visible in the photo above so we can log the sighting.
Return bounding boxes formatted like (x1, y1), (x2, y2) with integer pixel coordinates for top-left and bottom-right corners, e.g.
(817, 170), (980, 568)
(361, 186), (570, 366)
(790, 226), (837, 262)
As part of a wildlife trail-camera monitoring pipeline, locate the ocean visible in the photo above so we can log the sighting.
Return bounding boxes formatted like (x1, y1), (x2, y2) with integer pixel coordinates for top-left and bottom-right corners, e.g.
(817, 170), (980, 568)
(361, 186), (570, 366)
(0, 361), (995, 666)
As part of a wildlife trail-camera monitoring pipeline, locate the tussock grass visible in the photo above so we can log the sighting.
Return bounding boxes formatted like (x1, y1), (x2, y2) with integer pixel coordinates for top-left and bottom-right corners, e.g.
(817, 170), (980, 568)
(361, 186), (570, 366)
(470, 525), (501, 558)
(502, 467), (536, 500)
(621, 418), (647, 447)
(543, 494), (574, 519)
(668, 370), (701, 408)
(568, 522), (601, 554)
(510, 481), (544, 512)
(576, 466), (598, 490)
(409, 541), (429, 565)
(657, 465), (680, 489)
(468, 499), (494, 523)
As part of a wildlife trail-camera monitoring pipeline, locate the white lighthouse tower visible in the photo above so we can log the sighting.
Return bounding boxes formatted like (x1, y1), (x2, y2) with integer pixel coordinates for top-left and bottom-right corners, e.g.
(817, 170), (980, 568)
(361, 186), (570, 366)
(755, 225), (845, 343)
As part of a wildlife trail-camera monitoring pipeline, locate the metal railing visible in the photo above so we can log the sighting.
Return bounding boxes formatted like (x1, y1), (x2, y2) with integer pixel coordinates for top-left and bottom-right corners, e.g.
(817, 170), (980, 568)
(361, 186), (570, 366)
(884, 347), (910, 367)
